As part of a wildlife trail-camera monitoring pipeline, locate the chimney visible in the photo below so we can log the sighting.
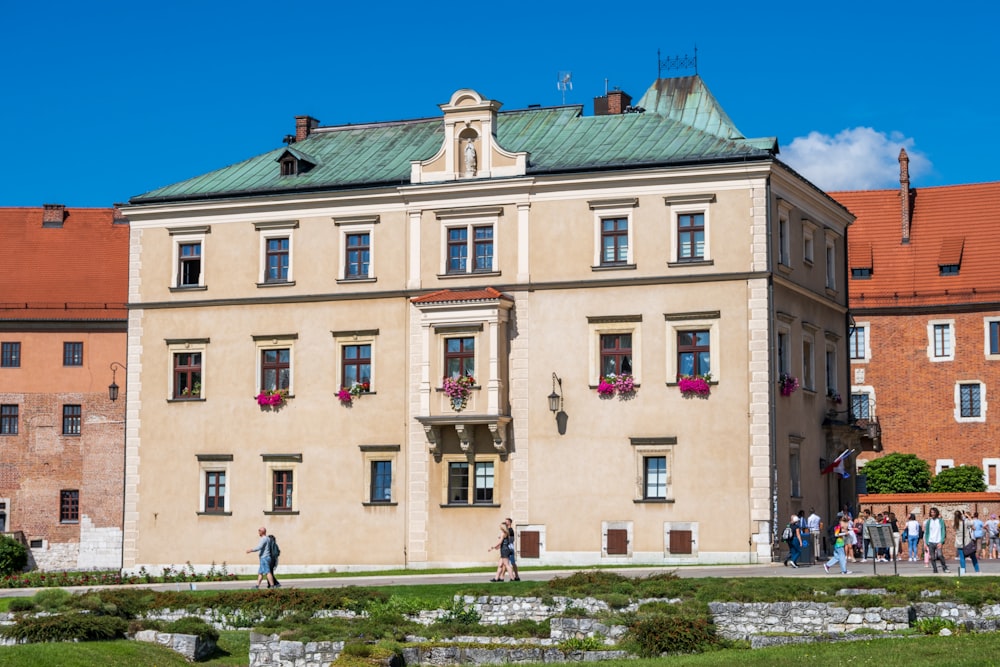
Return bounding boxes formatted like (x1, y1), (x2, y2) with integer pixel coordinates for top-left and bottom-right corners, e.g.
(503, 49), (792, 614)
(112, 204), (129, 225)
(899, 148), (911, 244)
(607, 89), (631, 115)
(42, 204), (66, 228)
(295, 115), (320, 142)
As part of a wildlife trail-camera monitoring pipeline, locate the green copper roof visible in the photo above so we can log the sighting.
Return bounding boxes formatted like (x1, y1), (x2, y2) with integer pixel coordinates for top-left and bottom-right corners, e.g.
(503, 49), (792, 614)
(131, 76), (777, 204)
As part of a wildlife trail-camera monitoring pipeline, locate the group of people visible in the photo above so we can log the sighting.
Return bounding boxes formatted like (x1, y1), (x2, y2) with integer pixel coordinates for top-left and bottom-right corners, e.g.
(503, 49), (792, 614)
(817, 506), (997, 575)
(488, 517), (521, 582)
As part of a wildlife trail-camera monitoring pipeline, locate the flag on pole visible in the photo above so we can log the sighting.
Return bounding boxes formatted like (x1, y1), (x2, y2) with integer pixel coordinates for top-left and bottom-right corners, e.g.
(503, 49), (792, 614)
(822, 449), (854, 478)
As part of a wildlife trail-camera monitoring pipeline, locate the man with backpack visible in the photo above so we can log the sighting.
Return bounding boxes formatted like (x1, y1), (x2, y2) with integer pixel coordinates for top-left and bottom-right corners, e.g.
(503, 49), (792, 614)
(246, 526), (279, 589)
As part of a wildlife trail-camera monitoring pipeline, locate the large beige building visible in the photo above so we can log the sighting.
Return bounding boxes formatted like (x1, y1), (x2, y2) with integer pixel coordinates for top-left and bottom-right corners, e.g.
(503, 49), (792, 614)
(121, 77), (857, 573)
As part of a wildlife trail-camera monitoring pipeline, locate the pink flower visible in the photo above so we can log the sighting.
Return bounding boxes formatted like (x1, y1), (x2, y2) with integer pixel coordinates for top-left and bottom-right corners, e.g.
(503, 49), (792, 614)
(678, 375), (711, 397)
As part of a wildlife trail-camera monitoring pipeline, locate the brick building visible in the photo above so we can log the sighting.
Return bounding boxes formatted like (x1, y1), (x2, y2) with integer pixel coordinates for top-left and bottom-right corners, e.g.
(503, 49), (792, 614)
(0, 205), (129, 569)
(832, 153), (1000, 484)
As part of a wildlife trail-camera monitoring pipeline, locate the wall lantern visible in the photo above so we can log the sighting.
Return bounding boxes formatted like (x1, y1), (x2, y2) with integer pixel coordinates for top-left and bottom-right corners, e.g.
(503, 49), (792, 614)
(548, 373), (563, 413)
(109, 362), (127, 402)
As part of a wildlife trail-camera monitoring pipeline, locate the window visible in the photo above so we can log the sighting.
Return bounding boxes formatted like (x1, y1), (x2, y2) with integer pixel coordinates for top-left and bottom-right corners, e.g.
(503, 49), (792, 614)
(444, 337), (475, 378)
(60, 490), (79, 523)
(631, 437), (674, 502)
(778, 215), (790, 266)
(272, 470), (294, 511)
(255, 220), (297, 285)
(851, 393), (871, 419)
(370, 461), (392, 503)
(825, 236), (837, 289)
(677, 213), (705, 261)
(644, 456), (666, 499)
(446, 460), (495, 505)
(345, 232), (370, 279)
(1, 342), (20, 368)
(0, 405), (17, 435)
(63, 342), (83, 366)
(802, 335), (815, 391)
(956, 382), (986, 422)
(261, 348), (290, 392)
(173, 352), (202, 399)
(342, 344), (371, 389)
(677, 330), (709, 377)
(62, 405), (81, 436)
(849, 325), (867, 360)
(601, 333), (632, 376)
(803, 222), (816, 264)
(436, 207), (500, 276)
(826, 345), (838, 394)
(777, 329), (791, 376)
(170, 226), (209, 289)
(928, 320), (955, 361)
(265, 237), (289, 282)
(178, 242), (201, 286)
(204, 471), (226, 513)
(852, 268), (872, 279)
(940, 264), (959, 276)
(987, 319), (1000, 358)
(789, 445), (801, 498)
(600, 218), (629, 266)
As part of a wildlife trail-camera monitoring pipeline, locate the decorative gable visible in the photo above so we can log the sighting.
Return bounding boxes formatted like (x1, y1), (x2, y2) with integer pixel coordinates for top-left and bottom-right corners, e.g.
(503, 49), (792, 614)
(410, 89), (528, 184)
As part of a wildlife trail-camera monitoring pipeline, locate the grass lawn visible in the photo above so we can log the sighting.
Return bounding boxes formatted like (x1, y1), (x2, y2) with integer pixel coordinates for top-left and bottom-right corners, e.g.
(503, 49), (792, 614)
(0, 630), (248, 666)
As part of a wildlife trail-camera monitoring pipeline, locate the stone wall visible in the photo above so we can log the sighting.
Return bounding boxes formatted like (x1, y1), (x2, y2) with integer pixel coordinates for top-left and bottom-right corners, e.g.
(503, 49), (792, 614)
(133, 629), (216, 661)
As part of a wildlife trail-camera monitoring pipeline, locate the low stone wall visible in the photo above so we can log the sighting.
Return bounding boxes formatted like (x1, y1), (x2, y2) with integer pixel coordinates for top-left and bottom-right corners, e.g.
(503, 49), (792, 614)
(400, 646), (630, 665)
(133, 629), (216, 661)
(249, 632), (345, 667)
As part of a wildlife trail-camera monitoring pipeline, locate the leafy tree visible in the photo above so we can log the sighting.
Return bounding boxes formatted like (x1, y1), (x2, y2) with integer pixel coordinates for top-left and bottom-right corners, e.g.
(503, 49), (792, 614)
(0, 535), (28, 577)
(930, 465), (987, 493)
(861, 453), (931, 494)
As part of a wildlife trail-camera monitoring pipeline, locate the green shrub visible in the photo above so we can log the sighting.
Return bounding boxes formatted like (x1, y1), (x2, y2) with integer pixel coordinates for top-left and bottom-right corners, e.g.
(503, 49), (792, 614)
(0, 612), (128, 642)
(838, 594), (885, 609)
(33, 588), (72, 612)
(623, 615), (717, 657)
(558, 635), (606, 651)
(914, 617), (956, 635)
(601, 592), (631, 609)
(436, 600), (480, 626)
(7, 598), (35, 613)
(164, 616), (220, 642)
(0, 536), (28, 577)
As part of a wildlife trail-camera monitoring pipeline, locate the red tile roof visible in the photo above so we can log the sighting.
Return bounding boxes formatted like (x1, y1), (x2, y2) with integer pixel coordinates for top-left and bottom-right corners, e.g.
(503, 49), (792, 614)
(0, 207), (129, 321)
(411, 287), (513, 304)
(832, 182), (1000, 309)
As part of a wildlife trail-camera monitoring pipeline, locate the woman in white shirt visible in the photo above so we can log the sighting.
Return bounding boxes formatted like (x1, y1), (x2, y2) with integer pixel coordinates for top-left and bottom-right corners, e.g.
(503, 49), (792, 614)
(905, 514), (921, 562)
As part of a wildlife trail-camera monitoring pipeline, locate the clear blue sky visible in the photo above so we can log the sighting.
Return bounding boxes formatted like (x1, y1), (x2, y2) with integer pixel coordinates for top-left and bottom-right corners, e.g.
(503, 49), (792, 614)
(3, 1), (998, 207)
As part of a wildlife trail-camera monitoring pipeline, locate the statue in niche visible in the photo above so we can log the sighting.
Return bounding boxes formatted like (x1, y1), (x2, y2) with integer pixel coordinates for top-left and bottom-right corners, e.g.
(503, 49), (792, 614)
(463, 139), (477, 177)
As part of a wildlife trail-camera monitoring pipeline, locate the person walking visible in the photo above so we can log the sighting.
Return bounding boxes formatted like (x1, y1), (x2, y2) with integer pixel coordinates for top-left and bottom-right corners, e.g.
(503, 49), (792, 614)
(783, 515), (803, 568)
(971, 512), (985, 559)
(246, 526), (278, 589)
(924, 507), (949, 574)
(904, 513), (921, 561)
(504, 517), (521, 581)
(955, 510), (981, 575)
(823, 516), (853, 574)
(488, 522), (511, 582)
(807, 508), (823, 559)
(987, 514), (1000, 559)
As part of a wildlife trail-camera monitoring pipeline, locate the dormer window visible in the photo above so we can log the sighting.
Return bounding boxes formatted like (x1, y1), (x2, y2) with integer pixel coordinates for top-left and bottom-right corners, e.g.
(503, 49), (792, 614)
(275, 149), (316, 177)
(939, 264), (960, 276)
(938, 237), (963, 276)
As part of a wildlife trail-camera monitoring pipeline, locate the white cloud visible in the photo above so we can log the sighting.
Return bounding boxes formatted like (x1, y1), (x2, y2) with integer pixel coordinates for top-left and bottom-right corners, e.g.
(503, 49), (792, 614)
(781, 127), (931, 191)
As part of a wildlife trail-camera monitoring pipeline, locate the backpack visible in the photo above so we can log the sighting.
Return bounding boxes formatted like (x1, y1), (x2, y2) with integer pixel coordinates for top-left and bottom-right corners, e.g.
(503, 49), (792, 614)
(781, 524), (793, 541)
(268, 535), (281, 559)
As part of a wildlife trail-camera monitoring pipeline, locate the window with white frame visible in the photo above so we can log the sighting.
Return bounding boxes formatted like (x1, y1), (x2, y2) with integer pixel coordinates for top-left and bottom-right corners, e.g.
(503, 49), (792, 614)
(589, 198), (636, 269)
(255, 220), (298, 286)
(436, 207), (501, 276)
(665, 194), (714, 265)
(631, 437), (674, 502)
(825, 234), (838, 290)
(850, 388), (874, 420)
(335, 215), (378, 281)
(332, 329), (377, 394)
(927, 320), (955, 361)
(849, 323), (869, 361)
(986, 318), (1000, 359)
(360, 445), (398, 505)
(802, 334), (815, 391)
(442, 455), (499, 506)
(262, 454), (301, 514)
(197, 454), (231, 515)
(955, 381), (986, 422)
(588, 316), (641, 385)
(936, 459), (954, 474)
(169, 226), (209, 289)
(253, 334), (296, 395)
(665, 311), (720, 382)
(166, 338), (209, 400)
(983, 458), (1000, 490)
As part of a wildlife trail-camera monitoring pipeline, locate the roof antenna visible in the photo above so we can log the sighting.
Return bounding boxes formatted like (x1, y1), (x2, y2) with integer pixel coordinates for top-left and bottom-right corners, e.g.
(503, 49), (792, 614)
(657, 46), (698, 78)
(557, 71), (572, 105)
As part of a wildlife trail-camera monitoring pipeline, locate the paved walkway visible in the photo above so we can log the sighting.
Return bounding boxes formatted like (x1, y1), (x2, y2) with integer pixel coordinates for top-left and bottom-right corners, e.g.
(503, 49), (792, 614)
(3, 556), (997, 598)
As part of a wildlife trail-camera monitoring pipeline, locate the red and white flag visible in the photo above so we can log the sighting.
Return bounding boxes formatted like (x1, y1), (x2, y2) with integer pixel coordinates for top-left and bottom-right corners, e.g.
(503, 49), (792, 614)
(822, 449), (854, 478)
